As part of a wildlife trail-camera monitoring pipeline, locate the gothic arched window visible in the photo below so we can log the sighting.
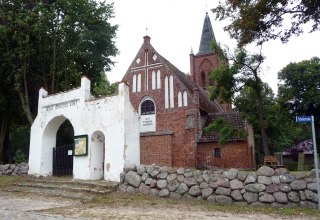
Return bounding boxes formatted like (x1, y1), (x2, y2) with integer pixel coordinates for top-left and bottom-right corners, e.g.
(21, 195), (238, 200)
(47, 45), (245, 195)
(140, 99), (155, 115)
(201, 71), (206, 87)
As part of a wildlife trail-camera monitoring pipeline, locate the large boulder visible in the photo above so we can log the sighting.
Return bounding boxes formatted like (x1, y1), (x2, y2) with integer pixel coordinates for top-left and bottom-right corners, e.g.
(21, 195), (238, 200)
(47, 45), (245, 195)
(215, 187), (231, 196)
(184, 177), (198, 187)
(290, 180), (306, 190)
(125, 171), (141, 187)
(167, 180), (180, 192)
(259, 193), (275, 203)
(287, 191), (300, 203)
(245, 172), (257, 184)
(176, 183), (189, 195)
(231, 190), (243, 201)
(138, 183), (150, 195)
(256, 166), (275, 177)
(124, 164), (137, 172)
(273, 191), (288, 203)
(305, 189), (318, 202)
(136, 165), (146, 175)
(243, 192), (258, 203)
(201, 188), (213, 199)
(265, 184), (279, 193)
(279, 184), (291, 192)
(216, 178), (230, 188)
(159, 189), (170, 197)
(258, 176), (272, 185)
(280, 173), (295, 183)
(230, 179), (244, 190)
(167, 173), (177, 182)
(156, 180), (167, 189)
(245, 183), (266, 193)
(189, 185), (201, 196)
(307, 183), (318, 192)
(215, 195), (232, 204)
(223, 168), (239, 180)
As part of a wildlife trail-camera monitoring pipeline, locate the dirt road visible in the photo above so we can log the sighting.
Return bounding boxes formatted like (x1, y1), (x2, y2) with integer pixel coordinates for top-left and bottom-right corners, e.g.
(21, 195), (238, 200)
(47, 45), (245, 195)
(0, 190), (318, 220)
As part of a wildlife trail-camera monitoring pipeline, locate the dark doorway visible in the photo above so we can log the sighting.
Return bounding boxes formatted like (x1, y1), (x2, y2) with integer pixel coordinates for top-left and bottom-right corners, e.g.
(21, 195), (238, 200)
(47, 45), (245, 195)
(53, 120), (74, 176)
(53, 144), (73, 176)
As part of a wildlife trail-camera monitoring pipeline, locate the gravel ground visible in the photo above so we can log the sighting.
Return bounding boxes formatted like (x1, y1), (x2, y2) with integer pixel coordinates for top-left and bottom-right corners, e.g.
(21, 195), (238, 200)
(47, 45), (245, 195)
(0, 188), (319, 220)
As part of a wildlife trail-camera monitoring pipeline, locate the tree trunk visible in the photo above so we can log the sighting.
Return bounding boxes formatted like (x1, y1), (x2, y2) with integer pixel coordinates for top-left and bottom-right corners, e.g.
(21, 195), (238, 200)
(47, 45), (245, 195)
(256, 88), (270, 156)
(19, 57), (34, 125)
(0, 99), (11, 163)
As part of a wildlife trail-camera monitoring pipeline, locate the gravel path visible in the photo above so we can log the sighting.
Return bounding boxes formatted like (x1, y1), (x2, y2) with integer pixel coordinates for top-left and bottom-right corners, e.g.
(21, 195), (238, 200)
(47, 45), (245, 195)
(0, 190), (318, 220)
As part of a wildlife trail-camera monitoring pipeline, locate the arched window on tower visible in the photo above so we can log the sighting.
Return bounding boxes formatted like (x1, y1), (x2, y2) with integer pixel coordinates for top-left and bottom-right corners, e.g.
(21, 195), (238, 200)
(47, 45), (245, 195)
(201, 71), (206, 87)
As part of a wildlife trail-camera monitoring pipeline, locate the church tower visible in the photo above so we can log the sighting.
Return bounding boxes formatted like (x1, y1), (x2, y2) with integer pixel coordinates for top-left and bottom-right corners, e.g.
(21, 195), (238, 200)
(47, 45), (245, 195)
(190, 12), (231, 112)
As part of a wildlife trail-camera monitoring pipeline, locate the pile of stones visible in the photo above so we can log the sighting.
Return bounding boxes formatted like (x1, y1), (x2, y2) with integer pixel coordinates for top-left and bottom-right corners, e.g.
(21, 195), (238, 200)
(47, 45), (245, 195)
(120, 164), (319, 208)
(0, 162), (29, 176)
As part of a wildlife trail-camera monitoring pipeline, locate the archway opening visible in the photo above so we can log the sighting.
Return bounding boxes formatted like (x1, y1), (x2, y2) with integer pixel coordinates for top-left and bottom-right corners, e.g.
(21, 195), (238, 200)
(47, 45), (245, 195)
(41, 116), (74, 176)
(53, 119), (74, 176)
(90, 131), (105, 180)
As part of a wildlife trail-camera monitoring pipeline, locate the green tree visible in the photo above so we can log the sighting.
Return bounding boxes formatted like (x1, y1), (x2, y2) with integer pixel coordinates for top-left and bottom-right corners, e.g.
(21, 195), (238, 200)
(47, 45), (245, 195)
(1, 0), (118, 125)
(209, 43), (271, 155)
(212, 0), (320, 47)
(0, 0), (118, 162)
(235, 83), (309, 156)
(278, 57), (320, 139)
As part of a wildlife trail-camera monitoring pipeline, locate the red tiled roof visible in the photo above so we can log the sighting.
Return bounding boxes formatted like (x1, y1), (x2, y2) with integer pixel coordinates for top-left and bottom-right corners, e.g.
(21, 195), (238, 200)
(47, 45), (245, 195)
(198, 112), (247, 143)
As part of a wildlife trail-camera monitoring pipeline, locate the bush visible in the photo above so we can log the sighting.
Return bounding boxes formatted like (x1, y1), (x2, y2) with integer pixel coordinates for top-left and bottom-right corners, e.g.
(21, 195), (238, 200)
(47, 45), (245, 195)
(14, 149), (28, 164)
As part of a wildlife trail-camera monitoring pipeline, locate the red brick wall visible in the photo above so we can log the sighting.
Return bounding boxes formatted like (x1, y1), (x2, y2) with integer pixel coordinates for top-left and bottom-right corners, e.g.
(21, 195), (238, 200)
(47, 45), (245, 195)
(197, 141), (254, 169)
(122, 40), (199, 167)
(140, 133), (173, 166)
(190, 53), (219, 87)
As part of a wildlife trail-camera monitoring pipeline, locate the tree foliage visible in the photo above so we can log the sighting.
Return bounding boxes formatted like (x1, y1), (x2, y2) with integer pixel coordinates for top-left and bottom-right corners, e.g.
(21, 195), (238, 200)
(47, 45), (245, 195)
(0, 0), (118, 163)
(205, 118), (246, 145)
(212, 0), (320, 46)
(278, 57), (320, 145)
(209, 43), (271, 155)
(0, 0), (118, 124)
(234, 83), (309, 155)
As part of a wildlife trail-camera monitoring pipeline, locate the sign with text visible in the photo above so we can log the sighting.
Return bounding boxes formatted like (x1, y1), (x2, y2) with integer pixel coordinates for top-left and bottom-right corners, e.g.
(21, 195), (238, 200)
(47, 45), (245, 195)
(296, 116), (312, 123)
(140, 115), (156, 132)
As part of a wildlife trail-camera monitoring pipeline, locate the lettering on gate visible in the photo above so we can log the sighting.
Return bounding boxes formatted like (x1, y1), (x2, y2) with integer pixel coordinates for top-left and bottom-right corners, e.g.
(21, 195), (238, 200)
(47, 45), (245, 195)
(43, 99), (80, 112)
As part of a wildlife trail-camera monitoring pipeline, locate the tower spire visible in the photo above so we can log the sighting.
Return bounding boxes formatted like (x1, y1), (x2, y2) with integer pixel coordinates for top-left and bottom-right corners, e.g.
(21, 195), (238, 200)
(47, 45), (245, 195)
(197, 12), (216, 55)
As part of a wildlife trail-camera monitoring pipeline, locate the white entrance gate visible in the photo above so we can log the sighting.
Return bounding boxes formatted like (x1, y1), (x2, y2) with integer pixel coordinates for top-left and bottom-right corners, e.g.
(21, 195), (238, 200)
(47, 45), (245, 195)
(28, 76), (140, 182)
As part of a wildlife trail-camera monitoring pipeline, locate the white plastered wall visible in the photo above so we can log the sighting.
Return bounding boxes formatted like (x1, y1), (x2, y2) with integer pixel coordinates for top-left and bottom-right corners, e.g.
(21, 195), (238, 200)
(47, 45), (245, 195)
(28, 77), (140, 182)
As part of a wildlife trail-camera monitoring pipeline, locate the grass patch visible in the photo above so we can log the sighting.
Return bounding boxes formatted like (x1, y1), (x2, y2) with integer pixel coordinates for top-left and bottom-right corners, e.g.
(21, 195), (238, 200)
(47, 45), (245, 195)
(90, 191), (320, 217)
(0, 176), (23, 186)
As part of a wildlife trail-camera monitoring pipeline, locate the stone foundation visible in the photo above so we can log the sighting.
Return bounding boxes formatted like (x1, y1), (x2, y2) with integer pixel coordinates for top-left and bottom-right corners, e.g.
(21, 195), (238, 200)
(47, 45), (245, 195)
(120, 165), (319, 209)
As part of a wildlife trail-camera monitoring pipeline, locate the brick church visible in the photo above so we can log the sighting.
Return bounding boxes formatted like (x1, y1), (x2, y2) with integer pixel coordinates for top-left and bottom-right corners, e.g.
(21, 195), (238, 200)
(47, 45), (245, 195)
(122, 13), (256, 169)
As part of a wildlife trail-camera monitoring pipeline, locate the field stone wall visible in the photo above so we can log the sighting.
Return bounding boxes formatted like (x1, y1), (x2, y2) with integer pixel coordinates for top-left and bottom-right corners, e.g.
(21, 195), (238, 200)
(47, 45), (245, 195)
(0, 163), (29, 176)
(120, 165), (319, 209)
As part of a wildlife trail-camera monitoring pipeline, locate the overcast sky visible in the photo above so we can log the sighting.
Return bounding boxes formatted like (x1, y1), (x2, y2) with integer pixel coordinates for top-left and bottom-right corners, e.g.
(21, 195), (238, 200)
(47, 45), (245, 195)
(105, 0), (320, 94)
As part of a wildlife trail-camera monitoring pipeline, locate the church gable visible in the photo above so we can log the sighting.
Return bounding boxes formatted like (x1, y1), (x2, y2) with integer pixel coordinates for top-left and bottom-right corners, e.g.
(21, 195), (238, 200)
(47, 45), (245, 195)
(122, 36), (195, 111)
